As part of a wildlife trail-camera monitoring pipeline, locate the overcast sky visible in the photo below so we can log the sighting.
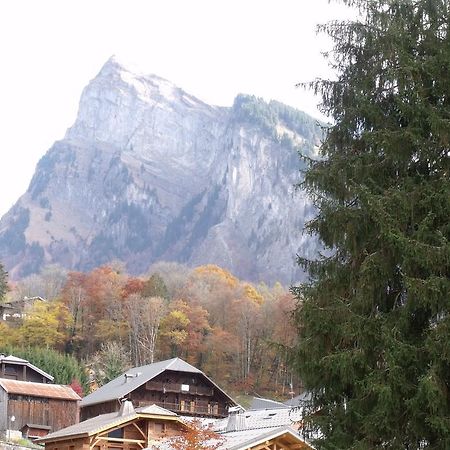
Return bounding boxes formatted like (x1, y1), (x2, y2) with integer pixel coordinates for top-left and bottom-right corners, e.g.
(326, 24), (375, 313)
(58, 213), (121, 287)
(0, 0), (357, 217)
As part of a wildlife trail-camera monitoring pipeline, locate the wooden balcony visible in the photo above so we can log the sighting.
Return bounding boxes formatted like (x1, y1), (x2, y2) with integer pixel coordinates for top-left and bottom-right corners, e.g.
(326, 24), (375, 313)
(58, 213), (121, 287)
(137, 400), (227, 418)
(145, 381), (214, 396)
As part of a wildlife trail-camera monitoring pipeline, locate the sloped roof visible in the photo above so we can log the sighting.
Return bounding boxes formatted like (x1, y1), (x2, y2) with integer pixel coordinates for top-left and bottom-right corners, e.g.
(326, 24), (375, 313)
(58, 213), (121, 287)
(0, 379), (80, 401)
(137, 404), (178, 416)
(80, 357), (235, 407)
(0, 354), (54, 381)
(38, 403), (179, 443)
(214, 406), (302, 432)
(284, 391), (313, 407)
(218, 425), (313, 450)
(250, 396), (287, 410)
(152, 426), (313, 450)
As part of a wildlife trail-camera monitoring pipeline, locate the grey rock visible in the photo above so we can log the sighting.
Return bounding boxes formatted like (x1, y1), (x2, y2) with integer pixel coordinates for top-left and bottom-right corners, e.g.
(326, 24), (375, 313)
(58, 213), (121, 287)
(0, 56), (321, 283)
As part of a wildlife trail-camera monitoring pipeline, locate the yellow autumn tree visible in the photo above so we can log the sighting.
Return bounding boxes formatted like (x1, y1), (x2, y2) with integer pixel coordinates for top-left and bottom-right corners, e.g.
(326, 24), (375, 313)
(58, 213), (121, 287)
(18, 300), (72, 348)
(160, 301), (191, 357)
(193, 264), (238, 288)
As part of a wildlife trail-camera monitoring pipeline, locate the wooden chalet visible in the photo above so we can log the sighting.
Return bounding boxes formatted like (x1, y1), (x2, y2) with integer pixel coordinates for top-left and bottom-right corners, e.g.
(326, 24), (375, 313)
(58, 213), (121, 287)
(81, 358), (237, 421)
(38, 402), (188, 450)
(39, 400), (314, 450)
(0, 379), (81, 435)
(0, 354), (54, 383)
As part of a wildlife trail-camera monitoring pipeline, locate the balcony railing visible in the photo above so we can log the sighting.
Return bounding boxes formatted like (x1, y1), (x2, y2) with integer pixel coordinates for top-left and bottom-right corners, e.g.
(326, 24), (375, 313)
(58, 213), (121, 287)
(145, 381), (214, 396)
(137, 400), (227, 417)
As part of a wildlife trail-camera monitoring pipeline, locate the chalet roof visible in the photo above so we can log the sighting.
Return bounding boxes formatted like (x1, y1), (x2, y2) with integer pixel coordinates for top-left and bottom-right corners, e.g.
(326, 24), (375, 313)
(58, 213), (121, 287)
(284, 391), (313, 407)
(214, 406), (303, 433)
(0, 379), (80, 401)
(38, 403), (179, 443)
(153, 426), (313, 450)
(0, 354), (54, 382)
(80, 357), (236, 408)
(138, 404), (177, 416)
(217, 425), (313, 450)
(250, 396), (287, 410)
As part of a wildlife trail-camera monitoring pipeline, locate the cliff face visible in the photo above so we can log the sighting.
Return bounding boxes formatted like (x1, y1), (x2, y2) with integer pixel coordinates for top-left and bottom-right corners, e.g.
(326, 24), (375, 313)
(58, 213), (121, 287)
(0, 57), (321, 283)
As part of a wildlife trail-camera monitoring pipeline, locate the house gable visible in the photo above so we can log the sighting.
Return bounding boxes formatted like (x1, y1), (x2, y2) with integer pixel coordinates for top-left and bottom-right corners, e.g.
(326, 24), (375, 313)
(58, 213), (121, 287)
(0, 354), (54, 383)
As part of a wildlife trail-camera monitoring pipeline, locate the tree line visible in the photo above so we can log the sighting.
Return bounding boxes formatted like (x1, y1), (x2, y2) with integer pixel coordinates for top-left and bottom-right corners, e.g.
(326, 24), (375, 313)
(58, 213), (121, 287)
(0, 262), (298, 398)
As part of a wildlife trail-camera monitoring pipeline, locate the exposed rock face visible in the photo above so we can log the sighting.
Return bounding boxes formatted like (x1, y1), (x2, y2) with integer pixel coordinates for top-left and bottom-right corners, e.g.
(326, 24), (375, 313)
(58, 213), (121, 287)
(0, 57), (321, 283)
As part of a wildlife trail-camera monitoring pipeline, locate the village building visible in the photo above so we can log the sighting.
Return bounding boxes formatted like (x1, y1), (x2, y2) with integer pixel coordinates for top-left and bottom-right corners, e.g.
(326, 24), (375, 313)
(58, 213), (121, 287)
(0, 379), (81, 437)
(80, 358), (237, 421)
(38, 402), (188, 450)
(217, 426), (313, 450)
(0, 354), (54, 383)
(0, 296), (47, 321)
(210, 402), (314, 449)
(39, 400), (314, 450)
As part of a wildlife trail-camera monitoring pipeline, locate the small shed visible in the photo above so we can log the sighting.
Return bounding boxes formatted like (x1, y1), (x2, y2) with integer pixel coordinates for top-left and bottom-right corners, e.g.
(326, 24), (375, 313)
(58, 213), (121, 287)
(21, 423), (52, 440)
(0, 379), (80, 434)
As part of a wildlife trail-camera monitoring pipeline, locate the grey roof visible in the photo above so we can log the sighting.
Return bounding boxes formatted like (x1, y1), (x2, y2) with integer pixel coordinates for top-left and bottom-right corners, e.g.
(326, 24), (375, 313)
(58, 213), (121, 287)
(38, 404), (177, 443)
(218, 425), (311, 450)
(152, 426), (313, 450)
(137, 404), (177, 416)
(250, 396), (287, 410)
(0, 354), (54, 381)
(81, 357), (235, 407)
(284, 391), (313, 407)
(214, 406), (303, 432)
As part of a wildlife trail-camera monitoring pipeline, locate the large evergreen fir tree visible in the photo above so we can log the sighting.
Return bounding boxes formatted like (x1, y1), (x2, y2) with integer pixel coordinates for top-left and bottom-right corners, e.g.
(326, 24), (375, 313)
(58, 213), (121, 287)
(292, 1), (450, 448)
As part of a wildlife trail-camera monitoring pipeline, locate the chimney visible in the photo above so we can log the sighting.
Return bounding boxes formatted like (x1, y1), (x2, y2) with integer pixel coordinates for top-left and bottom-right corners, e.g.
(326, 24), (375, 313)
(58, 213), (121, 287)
(124, 373), (133, 383)
(226, 406), (247, 432)
(124, 372), (141, 383)
(118, 399), (135, 417)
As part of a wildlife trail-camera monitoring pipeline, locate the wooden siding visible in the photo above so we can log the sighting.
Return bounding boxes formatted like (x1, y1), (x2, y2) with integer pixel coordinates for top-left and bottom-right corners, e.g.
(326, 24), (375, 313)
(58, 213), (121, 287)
(80, 400), (118, 422)
(44, 416), (186, 450)
(7, 395), (79, 432)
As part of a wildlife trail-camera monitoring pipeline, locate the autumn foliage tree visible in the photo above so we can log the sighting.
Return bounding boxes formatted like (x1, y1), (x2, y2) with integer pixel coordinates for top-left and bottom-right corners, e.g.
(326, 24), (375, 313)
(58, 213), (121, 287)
(161, 419), (223, 450)
(7, 261), (300, 398)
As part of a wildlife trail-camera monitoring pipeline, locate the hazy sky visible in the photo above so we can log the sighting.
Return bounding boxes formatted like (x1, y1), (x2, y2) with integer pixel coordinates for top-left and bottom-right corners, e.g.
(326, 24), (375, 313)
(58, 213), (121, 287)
(0, 0), (356, 217)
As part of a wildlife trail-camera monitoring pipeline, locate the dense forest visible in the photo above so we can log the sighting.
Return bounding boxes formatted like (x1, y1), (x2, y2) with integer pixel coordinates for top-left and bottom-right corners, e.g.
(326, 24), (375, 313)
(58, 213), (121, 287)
(0, 261), (299, 399)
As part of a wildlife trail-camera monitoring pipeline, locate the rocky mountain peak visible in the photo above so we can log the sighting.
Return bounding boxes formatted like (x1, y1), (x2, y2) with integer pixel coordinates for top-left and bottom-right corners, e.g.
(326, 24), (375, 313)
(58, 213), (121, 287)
(0, 59), (321, 283)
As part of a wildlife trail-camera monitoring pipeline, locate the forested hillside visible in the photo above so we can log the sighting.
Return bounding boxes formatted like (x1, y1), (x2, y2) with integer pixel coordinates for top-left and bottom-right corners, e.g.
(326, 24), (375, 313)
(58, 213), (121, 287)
(0, 262), (299, 398)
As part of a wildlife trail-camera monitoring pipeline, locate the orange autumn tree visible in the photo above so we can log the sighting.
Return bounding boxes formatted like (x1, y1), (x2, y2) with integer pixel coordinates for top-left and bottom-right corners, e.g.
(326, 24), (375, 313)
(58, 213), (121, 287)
(163, 419), (224, 450)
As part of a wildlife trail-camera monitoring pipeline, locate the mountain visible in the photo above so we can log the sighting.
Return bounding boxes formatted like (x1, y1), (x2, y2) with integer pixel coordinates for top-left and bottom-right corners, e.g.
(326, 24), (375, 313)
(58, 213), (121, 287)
(0, 56), (321, 283)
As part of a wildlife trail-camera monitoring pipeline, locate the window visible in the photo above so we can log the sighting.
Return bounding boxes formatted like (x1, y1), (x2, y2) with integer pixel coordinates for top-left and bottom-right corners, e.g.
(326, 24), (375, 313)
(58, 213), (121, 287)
(3, 366), (18, 380)
(108, 428), (124, 439)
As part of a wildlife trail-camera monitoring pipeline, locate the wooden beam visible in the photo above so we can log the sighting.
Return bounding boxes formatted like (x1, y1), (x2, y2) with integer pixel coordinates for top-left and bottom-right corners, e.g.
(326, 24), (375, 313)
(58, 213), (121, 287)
(132, 422), (147, 440)
(96, 436), (146, 444)
(90, 437), (101, 449)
